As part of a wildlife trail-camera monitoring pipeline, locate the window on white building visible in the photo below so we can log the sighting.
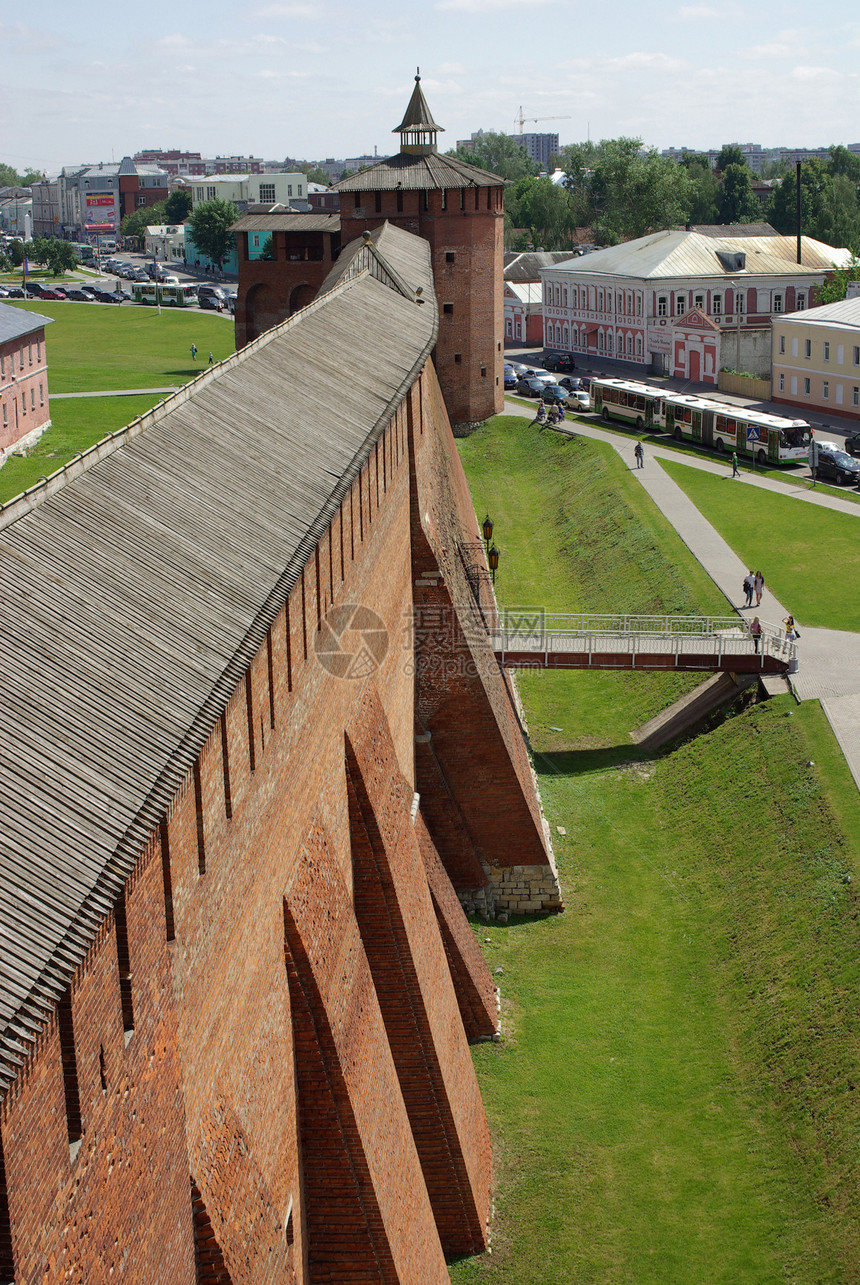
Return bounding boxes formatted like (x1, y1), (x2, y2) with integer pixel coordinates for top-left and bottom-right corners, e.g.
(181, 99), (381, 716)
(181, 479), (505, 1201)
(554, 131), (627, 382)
(824, 341), (830, 361)
(636, 336), (642, 357)
(598, 290), (604, 311)
(658, 296), (667, 317)
(259, 184), (275, 203)
(854, 346), (860, 366)
(779, 335), (785, 354)
(563, 324), (569, 346)
(298, 185), (303, 196)
(713, 295), (722, 315)
(676, 295), (686, 315)
(822, 381), (829, 400)
(694, 294), (704, 309)
(773, 294), (783, 312)
(636, 294), (642, 316)
(607, 333), (613, 353)
(627, 335), (633, 356)
(252, 234), (260, 248)
(778, 373), (784, 391)
(805, 339), (812, 358)
(853, 386), (859, 406)
(598, 331), (604, 351)
(803, 377), (811, 394)
(737, 291), (745, 313)
(206, 186), (216, 200)
(563, 287), (568, 306)
(796, 293), (806, 310)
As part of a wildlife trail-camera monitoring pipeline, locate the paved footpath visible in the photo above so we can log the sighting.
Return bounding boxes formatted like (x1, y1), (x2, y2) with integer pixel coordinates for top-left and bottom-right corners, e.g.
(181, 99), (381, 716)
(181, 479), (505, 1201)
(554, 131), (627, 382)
(504, 400), (860, 790)
(51, 387), (180, 399)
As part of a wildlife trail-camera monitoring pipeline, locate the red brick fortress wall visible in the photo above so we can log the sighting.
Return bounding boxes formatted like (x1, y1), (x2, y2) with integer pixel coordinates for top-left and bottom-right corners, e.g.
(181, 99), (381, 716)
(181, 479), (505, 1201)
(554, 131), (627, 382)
(1, 360), (538, 1283)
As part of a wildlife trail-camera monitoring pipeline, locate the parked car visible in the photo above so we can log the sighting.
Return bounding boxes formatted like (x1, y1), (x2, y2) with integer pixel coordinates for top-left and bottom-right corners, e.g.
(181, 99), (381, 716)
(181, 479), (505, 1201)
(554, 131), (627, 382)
(4, 287), (25, 298)
(198, 285), (228, 311)
(40, 287), (67, 300)
(507, 361), (529, 375)
(516, 377), (551, 398)
(812, 445), (860, 486)
(0, 285), (10, 298)
(25, 282), (46, 296)
(543, 352), (577, 373)
(557, 376), (581, 392)
(521, 367), (557, 385)
(540, 383), (568, 404)
(93, 289), (122, 303)
(564, 390), (591, 412)
(64, 289), (92, 301)
(78, 285), (99, 299)
(844, 433), (860, 458)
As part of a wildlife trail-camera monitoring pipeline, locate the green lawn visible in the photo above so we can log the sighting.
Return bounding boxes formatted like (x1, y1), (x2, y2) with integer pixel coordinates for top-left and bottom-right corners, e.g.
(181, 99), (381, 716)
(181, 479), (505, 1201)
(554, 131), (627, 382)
(0, 395), (164, 505)
(451, 414), (860, 1284)
(659, 458), (860, 631)
(3, 300), (234, 392)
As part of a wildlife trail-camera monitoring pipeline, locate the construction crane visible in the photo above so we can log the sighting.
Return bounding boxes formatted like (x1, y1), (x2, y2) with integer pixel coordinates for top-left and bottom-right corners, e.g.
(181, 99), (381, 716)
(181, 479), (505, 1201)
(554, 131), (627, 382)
(514, 107), (572, 135)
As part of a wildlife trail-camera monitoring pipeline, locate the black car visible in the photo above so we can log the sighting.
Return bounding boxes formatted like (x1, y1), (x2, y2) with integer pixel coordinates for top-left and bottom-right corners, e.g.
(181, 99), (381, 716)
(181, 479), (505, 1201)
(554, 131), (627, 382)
(516, 377), (554, 398)
(25, 282), (46, 296)
(845, 434), (860, 458)
(543, 352), (577, 373)
(93, 289), (122, 303)
(65, 289), (92, 301)
(4, 287), (25, 298)
(78, 285), (99, 299)
(557, 375), (581, 392)
(813, 445), (860, 486)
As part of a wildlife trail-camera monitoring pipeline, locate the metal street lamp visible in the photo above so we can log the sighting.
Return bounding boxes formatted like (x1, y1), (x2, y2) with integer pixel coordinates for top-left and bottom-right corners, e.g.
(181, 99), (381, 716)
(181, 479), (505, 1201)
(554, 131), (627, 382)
(488, 544), (500, 584)
(482, 514), (494, 550)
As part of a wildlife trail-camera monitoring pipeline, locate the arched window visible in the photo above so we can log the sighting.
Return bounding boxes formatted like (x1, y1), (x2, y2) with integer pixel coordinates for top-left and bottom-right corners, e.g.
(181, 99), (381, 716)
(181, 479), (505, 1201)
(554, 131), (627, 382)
(607, 333), (613, 353)
(563, 286), (568, 306)
(627, 334), (633, 356)
(636, 336), (642, 357)
(506, 317), (512, 336)
(563, 324), (569, 347)
(598, 331), (604, 352)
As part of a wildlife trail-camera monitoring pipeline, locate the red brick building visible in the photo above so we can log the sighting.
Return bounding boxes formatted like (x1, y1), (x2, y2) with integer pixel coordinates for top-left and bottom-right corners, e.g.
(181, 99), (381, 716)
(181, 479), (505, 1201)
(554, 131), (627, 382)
(0, 303), (52, 459)
(233, 75), (507, 432)
(0, 223), (560, 1284)
(232, 212), (342, 345)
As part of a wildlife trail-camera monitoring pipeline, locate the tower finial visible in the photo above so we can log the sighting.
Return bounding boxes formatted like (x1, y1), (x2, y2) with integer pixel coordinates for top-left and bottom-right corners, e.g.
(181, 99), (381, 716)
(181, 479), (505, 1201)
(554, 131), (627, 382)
(416, 66), (420, 81)
(394, 68), (443, 155)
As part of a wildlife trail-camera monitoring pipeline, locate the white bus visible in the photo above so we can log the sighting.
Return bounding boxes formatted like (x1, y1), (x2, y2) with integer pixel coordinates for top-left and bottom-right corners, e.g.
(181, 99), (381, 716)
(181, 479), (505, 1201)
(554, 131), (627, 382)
(132, 282), (198, 308)
(592, 377), (811, 465)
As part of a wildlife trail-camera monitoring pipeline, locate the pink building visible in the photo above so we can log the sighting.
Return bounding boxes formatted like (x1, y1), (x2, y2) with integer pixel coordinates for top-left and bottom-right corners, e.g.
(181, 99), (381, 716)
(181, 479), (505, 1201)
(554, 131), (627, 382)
(540, 230), (852, 384)
(0, 304), (53, 459)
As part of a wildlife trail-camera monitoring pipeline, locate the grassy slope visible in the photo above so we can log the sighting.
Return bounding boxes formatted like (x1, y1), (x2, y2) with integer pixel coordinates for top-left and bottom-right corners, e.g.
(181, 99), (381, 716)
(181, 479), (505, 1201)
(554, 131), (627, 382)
(451, 414), (860, 1285)
(0, 395), (164, 504)
(4, 300), (234, 392)
(659, 458), (860, 632)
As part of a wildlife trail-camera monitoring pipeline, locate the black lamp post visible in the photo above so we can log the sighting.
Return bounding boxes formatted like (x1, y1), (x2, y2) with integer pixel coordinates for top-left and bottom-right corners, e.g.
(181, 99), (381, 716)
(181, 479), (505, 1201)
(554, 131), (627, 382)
(488, 544), (500, 584)
(482, 514), (494, 551)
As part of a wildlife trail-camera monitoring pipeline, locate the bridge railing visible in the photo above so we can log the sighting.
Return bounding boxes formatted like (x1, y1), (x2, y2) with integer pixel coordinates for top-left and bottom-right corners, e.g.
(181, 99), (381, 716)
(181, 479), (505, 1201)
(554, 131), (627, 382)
(485, 611), (795, 667)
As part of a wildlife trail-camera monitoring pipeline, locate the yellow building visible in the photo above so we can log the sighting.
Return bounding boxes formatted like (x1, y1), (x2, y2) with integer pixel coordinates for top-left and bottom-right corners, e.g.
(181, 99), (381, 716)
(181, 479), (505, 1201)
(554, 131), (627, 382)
(772, 298), (860, 421)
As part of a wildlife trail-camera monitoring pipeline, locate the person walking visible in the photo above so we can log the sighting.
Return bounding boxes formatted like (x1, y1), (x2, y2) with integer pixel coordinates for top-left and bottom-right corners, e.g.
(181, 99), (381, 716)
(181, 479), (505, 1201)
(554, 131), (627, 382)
(634, 440), (644, 469)
(731, 451), (740, 477)
(743, 571), (755, 608)
(753, 570), (764, 606)
(749, 616), (762, 654)
(783, 614), (798, 641)
(208, 351), (214, 366)
(190, 343), (198, 362)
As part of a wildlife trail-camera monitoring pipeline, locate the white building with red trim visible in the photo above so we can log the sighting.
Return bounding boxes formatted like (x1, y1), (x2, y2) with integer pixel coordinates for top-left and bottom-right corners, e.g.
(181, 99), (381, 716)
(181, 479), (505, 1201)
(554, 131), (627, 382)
(540, 230), (852, 384)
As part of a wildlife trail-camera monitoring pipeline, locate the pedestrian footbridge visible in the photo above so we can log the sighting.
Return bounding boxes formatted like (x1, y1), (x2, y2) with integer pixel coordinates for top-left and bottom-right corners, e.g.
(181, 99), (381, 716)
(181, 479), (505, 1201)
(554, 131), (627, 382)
(487, 612), (795, 675)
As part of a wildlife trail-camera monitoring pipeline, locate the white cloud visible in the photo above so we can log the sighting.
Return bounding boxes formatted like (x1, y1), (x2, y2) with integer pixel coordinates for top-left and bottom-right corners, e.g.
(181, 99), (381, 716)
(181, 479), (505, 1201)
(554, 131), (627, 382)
(791, 65), (835, 82)
(436, 0), (550, 11)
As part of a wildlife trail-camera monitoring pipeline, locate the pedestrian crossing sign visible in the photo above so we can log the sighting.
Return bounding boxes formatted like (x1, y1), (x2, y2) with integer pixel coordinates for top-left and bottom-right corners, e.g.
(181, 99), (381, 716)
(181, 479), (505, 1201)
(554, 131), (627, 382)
(746, 425), (761, 443)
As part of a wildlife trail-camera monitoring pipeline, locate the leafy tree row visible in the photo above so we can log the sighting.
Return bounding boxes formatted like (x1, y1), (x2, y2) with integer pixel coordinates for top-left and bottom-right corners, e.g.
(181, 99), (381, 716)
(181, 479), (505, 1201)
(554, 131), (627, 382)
(0, 162), (45, 188)
(445, 133), (860, 257)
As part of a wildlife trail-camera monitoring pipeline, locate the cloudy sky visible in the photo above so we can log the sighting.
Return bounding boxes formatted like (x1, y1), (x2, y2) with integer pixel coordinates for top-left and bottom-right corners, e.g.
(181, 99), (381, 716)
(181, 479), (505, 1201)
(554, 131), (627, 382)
(3, 0), (859, 173)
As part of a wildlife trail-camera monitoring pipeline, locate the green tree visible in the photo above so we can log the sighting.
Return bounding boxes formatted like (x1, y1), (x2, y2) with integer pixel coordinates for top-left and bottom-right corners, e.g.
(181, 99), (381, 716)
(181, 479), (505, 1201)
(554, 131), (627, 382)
(25, 236), (50, 266)
(164, 188), (192, 222)
(679, 152), (720, 224)
(815, 256), (860, 304)
(44, 239), (77, 276)
(259, 235), (275, 260)
(447, 132), (538, 182)
(187, 198), (239, 269)
(829, 145), (860, 181)
(718, 163), (761, 223)
(831, 174), (860, 253)
(0, 162), (44, 188)
(768, 159), (833, 241)
(715, 144), (746, 172)
(121, 202), (167, 243)
(8, 238), (23, 267)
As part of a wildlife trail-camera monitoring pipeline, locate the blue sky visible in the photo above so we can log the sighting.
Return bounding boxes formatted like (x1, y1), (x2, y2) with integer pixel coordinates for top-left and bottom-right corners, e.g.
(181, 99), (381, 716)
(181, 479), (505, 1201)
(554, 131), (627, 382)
(3, 0), (859, 173)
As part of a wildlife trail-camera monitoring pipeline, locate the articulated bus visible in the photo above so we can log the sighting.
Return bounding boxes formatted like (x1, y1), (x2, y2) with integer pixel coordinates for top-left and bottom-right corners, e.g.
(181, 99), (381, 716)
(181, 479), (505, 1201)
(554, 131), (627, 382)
(131, 282), (198, 308)
(591, 378), (812, 465)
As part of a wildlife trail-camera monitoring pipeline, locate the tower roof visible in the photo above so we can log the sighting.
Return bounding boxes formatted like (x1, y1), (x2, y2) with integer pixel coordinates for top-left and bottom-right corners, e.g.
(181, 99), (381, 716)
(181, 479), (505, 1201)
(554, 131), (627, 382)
(393, 70), (442, 136)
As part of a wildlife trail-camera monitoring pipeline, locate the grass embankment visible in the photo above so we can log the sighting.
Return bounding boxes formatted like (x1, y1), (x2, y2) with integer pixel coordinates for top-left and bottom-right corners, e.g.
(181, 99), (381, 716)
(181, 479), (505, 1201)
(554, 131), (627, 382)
(660, 459), (860, 632)
(4, 300), (233, 392)
(451, 414), (860, 1284)
(0, 396), (163, 505)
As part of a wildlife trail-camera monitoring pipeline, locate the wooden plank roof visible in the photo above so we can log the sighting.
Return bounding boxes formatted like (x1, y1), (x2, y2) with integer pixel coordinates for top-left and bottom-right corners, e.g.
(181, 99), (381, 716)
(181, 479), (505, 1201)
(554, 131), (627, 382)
(0, 223), (437, 1098)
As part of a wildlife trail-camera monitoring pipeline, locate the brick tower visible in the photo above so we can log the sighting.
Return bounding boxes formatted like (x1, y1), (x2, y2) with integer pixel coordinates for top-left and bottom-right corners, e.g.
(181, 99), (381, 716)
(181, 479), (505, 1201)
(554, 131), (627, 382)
(333, 72), (506, 431)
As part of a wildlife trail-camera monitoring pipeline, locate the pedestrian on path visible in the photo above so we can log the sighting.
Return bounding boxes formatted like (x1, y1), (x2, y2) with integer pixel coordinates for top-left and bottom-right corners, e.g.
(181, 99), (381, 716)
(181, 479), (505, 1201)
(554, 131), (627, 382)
(743, 571), (755, 608)
(732, 451), (740, 477)
(749, 616), (762, 653)
(190, 343), (198, 362)
(754, 570), (764, 606)
(783, 614), (798, 642)
(634, 441), (644, 469)
(208, 351), (214, 366)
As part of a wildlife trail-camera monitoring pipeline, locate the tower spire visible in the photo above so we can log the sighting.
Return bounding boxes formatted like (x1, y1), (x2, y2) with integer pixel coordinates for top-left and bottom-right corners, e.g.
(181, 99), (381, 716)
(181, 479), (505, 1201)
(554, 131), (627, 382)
(393, 68), (443, 156)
